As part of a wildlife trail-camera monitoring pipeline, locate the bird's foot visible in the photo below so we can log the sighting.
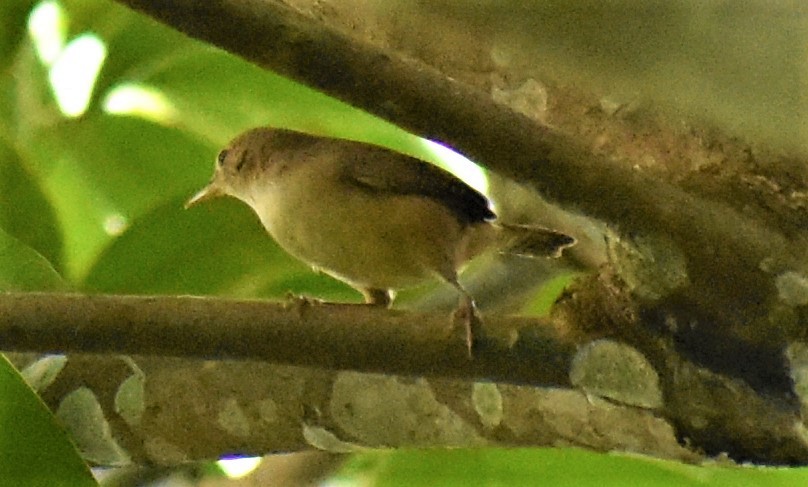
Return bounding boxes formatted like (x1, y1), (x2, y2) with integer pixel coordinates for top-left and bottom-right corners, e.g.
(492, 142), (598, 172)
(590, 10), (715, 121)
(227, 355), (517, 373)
(284, 292), (323, 315)
(284, 291), (322, 304)
(452, 295), (482, 359)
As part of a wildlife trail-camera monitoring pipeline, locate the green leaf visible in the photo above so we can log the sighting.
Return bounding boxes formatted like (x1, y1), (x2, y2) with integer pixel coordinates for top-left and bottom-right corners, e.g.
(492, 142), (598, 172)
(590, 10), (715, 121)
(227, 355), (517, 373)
(139, 44), (456, 166)
(0, 32), (58, 143)
(0, 354), (96, 487)
(61, 0), (432, 156)
(337, 448), (808, 487)
(83, 196), (358, 300)
(59, 0), (195, 107)
(0, 138), (63, 270)
(143, 47), (406, 144)
(26, 115), (214, 281)
(0, 226), (65, 291)
(519, 271), (580, 316)
(0, 0), (36, 69)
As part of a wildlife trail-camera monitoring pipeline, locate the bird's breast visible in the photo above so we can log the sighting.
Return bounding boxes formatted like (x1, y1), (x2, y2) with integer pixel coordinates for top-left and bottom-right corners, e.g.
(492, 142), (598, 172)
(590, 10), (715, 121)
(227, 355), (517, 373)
(248, 167), (469, 290)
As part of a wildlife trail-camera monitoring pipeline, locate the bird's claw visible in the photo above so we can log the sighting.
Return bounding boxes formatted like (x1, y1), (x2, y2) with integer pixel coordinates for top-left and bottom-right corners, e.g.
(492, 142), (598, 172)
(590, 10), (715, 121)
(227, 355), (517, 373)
(452, 296), (482, 359)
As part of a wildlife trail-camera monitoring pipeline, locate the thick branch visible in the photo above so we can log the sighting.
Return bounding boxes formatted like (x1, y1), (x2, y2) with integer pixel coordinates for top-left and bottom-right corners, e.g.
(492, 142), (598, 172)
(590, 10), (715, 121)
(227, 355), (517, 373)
(0, 292), (576, 386)
(13, 353), (696, 465)
(5, 287), (806, 465)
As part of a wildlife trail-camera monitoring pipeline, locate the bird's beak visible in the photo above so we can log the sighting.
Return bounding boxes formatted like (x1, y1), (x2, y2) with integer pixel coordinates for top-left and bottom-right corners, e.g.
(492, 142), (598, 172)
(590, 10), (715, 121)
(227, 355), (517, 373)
(185, 182), (224, 209)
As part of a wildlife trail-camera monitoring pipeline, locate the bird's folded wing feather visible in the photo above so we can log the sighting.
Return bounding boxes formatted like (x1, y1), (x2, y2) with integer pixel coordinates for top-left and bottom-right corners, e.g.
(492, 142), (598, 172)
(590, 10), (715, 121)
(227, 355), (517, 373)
(341, 144), (495, 225)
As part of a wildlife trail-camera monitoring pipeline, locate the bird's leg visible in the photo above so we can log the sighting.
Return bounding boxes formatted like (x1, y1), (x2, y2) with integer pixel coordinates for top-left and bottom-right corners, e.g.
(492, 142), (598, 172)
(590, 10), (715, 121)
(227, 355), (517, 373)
(447, 278), (481, 358)
(361, 287), (394, 308)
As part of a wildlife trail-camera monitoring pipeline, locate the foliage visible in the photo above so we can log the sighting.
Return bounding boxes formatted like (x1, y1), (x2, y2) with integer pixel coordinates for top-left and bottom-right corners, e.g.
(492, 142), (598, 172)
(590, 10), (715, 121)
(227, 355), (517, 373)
(0, 353), (95, 486)
(339, 449), (808, 487)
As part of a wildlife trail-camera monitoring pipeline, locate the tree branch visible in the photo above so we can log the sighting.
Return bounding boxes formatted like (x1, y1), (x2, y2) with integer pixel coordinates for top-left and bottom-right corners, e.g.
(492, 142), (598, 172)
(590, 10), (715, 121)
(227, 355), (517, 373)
(0, 292), (576, 386)
(12, 352), (697, 465)
(5, 289), (806, 465)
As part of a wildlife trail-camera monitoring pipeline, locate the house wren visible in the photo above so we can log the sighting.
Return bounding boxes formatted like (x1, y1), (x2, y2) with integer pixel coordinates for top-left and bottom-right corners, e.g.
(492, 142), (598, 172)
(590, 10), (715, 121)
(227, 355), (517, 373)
(187, 128), (575, 352)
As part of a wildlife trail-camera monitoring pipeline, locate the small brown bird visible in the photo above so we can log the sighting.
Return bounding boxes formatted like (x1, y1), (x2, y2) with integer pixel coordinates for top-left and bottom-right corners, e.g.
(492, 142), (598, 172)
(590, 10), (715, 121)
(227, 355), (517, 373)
(187, 128), (574, 353)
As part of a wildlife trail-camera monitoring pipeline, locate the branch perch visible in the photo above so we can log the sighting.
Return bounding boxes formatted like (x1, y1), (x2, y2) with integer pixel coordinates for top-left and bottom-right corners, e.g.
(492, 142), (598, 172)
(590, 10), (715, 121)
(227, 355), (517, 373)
(0, 292), (576, 386)
(4, 291), (806, 464)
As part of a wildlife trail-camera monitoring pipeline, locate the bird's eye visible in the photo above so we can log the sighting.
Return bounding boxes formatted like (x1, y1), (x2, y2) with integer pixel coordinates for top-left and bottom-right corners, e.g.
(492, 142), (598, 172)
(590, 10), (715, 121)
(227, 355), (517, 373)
(217, 149), (229, 166)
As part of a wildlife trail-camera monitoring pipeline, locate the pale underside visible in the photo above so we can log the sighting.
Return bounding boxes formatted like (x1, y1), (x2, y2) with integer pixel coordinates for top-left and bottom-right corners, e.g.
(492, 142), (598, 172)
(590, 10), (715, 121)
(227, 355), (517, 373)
(248, 156), (496, 291)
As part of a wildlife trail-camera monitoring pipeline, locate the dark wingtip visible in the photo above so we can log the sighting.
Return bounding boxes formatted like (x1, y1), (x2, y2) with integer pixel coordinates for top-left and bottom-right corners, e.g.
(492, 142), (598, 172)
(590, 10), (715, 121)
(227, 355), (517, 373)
(499, 223), (576, 258)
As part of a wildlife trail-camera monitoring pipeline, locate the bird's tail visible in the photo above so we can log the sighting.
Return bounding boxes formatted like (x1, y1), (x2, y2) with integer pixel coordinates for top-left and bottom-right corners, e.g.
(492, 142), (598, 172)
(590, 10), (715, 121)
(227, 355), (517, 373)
(496, 223), (576, 258)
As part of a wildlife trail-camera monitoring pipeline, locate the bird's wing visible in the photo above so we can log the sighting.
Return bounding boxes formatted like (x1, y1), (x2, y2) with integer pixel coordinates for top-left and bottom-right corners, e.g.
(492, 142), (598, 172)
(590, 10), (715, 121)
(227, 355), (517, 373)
(341, 142), (495, 225)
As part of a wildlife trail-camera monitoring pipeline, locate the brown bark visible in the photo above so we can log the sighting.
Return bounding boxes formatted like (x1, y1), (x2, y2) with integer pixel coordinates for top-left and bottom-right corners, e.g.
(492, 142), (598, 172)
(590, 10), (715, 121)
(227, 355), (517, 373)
(0, 292), (575, 385)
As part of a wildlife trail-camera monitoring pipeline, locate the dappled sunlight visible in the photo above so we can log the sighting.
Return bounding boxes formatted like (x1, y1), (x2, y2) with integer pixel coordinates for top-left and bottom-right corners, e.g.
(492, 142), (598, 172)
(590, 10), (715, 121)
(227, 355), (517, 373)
(103, 83), (178, 123)
(48, 33), (106, 118)
(29, 0), (106, 118)
(217, 456), (263, 479)
(102, 213), (128, 237)
(422, 139), (488, 196)
(27, 0), (66, 66)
